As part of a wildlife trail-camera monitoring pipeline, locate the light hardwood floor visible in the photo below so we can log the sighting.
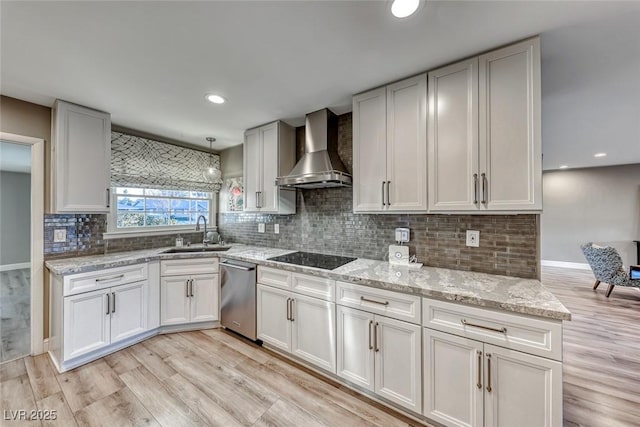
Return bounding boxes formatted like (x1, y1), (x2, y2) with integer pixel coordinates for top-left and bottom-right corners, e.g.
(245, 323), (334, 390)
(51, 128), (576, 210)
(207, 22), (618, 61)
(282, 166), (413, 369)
(2, 267), (639, 427)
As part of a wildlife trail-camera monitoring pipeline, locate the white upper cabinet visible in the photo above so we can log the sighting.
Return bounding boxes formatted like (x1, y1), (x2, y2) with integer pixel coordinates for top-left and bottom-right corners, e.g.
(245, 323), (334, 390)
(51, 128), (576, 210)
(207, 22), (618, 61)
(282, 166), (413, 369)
(51, 100), (111, 213)
(243, 121), (296, 214)
(479, 38), (542, 210)
(428, 38), (542, 212)
(353, 74), (428, 213)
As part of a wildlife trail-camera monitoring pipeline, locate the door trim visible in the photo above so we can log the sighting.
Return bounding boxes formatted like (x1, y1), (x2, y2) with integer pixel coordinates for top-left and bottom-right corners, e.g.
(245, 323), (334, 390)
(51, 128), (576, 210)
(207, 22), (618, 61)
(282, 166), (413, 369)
(0, 132), (45, 356)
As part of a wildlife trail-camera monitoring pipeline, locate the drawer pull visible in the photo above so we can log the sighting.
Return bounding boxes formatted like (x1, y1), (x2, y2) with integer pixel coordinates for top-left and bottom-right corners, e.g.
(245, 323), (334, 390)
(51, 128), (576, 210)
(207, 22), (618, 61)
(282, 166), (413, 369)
(461, 319), (507, 334)
(360, 296), (389, 306)
(95, 274), (125, 283)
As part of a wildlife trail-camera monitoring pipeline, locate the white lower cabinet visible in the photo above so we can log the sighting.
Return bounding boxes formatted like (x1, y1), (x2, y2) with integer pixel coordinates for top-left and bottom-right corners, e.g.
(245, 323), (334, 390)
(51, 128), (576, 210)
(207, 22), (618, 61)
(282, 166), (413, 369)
(423, 328), (562, 427)
(257, 283), (336, 373)
(160, 274), (218, 326)
(63, 280), (148, 361)
(337, 305), (422, 413)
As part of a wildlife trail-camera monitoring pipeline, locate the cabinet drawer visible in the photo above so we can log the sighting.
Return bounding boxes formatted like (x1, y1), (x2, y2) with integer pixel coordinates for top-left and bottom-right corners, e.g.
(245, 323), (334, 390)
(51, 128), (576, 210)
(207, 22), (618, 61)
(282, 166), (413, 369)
(336, 282), (421, 324)
(258, 266), (292, 290)
(292, 273), (335, 301)
(422, 298), (562, 361)
(64, 263), (148, 297)
(161, 258), (219, 276)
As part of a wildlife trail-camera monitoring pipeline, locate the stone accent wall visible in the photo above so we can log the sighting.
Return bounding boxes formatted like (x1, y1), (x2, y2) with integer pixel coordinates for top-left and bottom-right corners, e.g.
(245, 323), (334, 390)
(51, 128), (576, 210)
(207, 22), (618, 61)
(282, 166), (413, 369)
(218, 113), (540, 279)
(43, 214), (203, 260)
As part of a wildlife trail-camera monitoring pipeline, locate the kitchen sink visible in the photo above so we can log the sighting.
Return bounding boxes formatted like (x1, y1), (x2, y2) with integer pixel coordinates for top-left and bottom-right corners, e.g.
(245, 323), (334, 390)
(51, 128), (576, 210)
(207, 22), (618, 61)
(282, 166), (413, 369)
(162, 246), (230, 254)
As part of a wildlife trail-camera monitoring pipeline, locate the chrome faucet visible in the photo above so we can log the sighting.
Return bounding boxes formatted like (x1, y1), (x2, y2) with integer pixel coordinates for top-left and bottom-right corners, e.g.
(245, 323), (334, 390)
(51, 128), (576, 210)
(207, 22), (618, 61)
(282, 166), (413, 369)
(195, 215), (209, 246)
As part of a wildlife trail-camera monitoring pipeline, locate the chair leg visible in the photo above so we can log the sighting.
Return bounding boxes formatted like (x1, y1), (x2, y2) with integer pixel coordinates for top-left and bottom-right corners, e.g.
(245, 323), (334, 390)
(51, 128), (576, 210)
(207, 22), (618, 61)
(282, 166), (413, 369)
(606, 284), (615, 297)
(593, 280), (601, 290)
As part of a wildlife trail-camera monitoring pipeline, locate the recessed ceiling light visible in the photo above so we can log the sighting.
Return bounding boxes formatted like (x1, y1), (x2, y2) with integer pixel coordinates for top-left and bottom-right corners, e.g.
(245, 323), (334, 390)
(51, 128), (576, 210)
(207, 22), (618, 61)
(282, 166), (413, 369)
(391, 0), (420, 18)
(206, 94), (225, 104)
(593, 152), (607, 158)
(559, 165), (569, 169)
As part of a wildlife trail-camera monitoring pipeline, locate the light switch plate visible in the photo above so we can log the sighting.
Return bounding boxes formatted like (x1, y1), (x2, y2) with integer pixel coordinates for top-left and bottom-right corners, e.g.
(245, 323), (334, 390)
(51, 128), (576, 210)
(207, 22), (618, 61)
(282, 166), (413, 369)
(258, 223), (265, 233)
(53, 228), (67, 243)
(466, 230), (480, 247)
(274, 224), (280, 234)
(395, 228), (410, 243)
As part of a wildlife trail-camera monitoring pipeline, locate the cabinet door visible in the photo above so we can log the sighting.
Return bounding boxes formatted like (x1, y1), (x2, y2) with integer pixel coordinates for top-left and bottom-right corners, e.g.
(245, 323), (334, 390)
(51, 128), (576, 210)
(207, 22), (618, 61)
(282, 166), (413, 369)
(386, 74), (428, 212)
(484, 344), (562, 427)
(243, 128), (261, 212)
(259, 122), (279, 212)
(257, 284), (291, 351)
(190, 274), (219, 323)
(423, 329), (483, 427)
(479, 38), (542, 210)
(374, 316), (422, 413)
(290, 294), (336, 373)
(353, 88), (387, 212)
(63, 288), (110, 360)
(428, 59), (479, 211)
(110, 281), (148, 343)
(160, 276), (190, 326)
(336, 306), (375, 391)
(52, 100), (110, 213)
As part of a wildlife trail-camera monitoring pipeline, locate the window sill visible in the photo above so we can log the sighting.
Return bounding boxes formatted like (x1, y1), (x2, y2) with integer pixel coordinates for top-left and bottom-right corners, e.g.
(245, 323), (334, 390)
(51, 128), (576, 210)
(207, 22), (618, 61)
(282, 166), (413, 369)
(103, 226), (216, 240)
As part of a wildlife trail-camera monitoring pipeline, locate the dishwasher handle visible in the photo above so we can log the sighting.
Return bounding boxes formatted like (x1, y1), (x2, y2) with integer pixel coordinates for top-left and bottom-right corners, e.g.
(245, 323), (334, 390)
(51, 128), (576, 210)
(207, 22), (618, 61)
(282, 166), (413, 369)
(221, 261), (255, 271)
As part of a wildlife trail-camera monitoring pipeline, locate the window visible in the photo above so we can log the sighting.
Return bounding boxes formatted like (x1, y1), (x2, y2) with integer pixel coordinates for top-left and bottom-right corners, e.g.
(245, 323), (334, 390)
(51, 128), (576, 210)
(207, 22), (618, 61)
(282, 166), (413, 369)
(110, 187), (214, 232)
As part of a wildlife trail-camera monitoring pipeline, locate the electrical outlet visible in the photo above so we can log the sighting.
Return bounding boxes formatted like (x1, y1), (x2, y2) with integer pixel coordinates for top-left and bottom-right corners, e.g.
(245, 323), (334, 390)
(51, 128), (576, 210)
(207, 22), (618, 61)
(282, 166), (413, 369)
(466, 230), (480, 247)
(258, 223), (265, 233)
(53, 228), (67, 243)
(274, 224), (280, 234)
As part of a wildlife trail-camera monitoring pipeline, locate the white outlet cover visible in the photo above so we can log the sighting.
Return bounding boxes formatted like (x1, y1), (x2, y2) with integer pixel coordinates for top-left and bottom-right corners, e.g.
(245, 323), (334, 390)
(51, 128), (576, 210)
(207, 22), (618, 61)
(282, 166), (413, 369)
(466, 230), (480, 247)
(53, 228), (67, 243)
(274, 224), (280, 234)
(258, 223), (265, 233)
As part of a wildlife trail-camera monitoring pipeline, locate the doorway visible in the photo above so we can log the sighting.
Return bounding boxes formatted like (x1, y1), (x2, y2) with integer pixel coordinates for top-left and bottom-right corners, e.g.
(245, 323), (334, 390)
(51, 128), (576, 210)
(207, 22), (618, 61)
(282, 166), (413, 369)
(0, 133), (44, 362)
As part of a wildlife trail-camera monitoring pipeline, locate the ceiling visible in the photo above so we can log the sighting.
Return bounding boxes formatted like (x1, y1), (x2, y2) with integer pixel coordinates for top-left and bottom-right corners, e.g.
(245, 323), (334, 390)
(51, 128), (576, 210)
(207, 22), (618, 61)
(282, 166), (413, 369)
(1, 1), (639, 169)
(0, 141), (31, 173)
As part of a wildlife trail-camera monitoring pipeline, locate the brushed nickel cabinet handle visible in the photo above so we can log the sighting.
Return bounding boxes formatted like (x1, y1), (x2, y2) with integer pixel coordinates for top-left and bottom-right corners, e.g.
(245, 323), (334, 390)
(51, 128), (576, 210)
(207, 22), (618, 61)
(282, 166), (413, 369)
(111, 292), (116, 313)
(486, 353), (492, 392)
(386, 181), (391, 206)
(368, 320), (373, 350)
(255, 192), (259, 209)
(106, 294), (110, 315)
(190, 279), (194, 298)
(481, 173), (488, 205)
(461, 319), (507, 334)
(290, 299), (295, 322)
(374, 322), (380, 352)
(286, 298), (291, 321)
(95, 274), (124, 283)
(185, 280), (189, 298)
(106, 188), (110, 208)
(477, 350), (483, 389)
(361, 296), (389, 306)
(473, 174), (479, 205)
(382, 181), (386, 206)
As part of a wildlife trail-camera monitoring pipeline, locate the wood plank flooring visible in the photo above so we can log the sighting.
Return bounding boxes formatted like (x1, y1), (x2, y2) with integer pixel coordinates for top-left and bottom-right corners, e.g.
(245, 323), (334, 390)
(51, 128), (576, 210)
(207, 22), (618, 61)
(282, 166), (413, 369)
(2, 266), (639, 426)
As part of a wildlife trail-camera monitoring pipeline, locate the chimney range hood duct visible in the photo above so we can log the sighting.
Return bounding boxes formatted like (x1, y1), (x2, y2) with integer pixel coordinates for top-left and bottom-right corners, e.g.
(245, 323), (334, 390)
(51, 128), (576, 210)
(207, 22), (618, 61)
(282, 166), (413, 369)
(276, 108), (352, 189)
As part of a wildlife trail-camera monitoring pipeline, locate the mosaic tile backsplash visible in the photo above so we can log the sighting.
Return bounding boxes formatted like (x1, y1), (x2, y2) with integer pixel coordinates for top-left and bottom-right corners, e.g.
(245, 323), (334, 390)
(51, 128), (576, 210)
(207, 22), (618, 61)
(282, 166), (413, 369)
(218, 113), (540, 279)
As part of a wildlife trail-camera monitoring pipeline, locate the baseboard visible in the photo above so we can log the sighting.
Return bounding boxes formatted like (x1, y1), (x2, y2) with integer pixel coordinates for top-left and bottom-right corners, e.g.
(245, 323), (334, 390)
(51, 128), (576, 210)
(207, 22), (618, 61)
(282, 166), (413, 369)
(541, 260), (591, 270)
(0, 262), (31, 272)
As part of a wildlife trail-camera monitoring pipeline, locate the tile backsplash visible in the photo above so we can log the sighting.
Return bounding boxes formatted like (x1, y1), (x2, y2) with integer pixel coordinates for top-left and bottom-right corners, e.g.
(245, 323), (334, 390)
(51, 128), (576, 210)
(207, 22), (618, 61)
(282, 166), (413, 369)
(218, 113), (540, 279)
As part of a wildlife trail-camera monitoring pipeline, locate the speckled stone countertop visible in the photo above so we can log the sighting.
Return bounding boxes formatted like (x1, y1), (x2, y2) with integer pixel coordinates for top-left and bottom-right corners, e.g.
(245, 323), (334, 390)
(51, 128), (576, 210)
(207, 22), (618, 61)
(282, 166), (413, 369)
(45, 244), (571, 321)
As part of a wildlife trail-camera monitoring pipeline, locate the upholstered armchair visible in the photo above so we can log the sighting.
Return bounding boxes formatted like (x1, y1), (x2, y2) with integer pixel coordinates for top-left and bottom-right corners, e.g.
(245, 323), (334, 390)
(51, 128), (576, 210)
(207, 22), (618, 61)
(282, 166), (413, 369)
(581, 243), (640, 297)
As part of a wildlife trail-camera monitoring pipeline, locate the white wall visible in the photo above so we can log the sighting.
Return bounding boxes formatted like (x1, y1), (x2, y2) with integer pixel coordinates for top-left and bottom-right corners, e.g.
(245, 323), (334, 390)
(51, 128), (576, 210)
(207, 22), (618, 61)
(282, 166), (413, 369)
(541, 164), (640, 267)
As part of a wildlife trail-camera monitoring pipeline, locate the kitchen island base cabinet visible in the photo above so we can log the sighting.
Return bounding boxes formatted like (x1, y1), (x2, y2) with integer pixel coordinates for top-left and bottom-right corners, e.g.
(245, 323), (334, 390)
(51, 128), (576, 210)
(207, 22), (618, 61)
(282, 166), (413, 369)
(257, 283), (336, 373)
(337, 306), (422, 414)
(423, 328), (562, 427)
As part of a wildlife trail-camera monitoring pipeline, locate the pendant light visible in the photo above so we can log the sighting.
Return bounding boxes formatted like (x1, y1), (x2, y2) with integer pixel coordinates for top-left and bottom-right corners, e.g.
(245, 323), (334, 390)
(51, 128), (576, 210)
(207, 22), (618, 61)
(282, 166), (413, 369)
(203, 137), (222, 182)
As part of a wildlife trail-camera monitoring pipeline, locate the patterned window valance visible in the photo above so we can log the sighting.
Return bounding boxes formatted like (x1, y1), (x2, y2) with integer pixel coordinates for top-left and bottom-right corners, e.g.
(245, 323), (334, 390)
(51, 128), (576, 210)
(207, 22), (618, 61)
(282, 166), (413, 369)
(111, 131), (222, 192)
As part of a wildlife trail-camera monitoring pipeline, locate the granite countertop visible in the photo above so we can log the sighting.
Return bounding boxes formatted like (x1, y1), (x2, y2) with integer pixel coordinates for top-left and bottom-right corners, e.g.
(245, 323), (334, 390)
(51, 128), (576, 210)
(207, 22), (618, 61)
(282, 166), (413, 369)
(45, 244), (571, 321)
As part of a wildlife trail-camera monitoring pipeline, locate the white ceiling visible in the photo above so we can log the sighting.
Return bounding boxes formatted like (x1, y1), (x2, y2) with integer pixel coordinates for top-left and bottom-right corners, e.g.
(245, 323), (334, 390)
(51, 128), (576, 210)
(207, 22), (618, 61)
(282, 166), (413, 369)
(0, 141), (31, 173)
(1, 1), (639, 169)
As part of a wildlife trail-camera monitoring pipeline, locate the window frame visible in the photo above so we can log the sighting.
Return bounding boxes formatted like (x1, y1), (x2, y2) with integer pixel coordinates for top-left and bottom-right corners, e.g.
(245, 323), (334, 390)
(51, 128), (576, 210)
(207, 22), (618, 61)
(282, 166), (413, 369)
(104, 186), (216, 239)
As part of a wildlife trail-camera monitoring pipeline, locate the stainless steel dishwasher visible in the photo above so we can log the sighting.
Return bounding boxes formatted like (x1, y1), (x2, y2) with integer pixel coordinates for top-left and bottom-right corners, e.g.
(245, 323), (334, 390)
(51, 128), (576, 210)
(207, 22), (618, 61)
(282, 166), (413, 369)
(220, 258), (258, 341)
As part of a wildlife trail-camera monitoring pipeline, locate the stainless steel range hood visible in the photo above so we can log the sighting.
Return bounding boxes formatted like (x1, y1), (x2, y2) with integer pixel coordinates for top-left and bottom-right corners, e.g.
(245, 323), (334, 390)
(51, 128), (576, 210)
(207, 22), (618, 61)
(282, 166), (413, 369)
(276, 108), (352, 189)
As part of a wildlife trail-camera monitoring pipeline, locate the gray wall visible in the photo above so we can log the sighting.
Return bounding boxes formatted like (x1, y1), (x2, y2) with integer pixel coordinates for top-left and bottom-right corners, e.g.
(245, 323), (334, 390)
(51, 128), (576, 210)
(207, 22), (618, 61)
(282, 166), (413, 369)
(0, 171), (31, 265)
(541, 164), (640, 266)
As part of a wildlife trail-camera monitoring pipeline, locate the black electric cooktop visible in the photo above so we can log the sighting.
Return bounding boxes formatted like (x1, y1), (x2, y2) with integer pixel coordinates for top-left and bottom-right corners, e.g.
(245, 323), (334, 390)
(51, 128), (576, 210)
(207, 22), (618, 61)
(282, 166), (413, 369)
(267, 251), (356, 270)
